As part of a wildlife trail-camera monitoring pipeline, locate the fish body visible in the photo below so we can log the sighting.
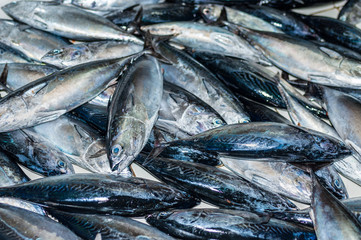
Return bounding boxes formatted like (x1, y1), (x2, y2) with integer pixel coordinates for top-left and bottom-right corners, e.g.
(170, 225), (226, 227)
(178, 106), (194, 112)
(41, 40), (143, 68)
(0, 203), (80, 240)
(0, 43), (32, 64)
(136, 156), (297, 212)
(142, 21), (269, 65)
(339, 0), (361, 29)
(62, 0), (161, 12)
(157, 43), (250, 124)
(162, 122), (351, 163)
(0, 173), (199, 216)
(0, 55), (137, 132)
(146, 209), (316, 240)
(2, 1), (143, 43)
(107, 55), (163, 172)
(51, 210), (174, 240)
(0, 20), (69, 61)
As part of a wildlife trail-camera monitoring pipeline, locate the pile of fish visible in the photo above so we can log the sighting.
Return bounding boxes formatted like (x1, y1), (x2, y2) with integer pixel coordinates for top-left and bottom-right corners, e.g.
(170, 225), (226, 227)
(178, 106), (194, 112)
(0, 0), (360, 239)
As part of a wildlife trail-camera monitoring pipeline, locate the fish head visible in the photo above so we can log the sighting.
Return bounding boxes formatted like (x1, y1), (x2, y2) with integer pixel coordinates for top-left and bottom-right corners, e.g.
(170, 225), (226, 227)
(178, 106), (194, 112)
(199, 4), (220, 23)
(41, 45), (90, 68)
(316, 167), (348, 200)
(32, 141), (75, 176)
(108, 120), (146, 172)
(309, 134), (352, 160)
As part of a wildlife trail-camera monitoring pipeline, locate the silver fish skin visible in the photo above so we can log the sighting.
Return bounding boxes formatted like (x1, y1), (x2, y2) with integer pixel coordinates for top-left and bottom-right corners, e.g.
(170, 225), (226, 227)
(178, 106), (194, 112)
(51, 210), (174, 240)
(158, 43), (250, 124)
(0, 129), (74, 176)
(339, 0), (361, 29)
(200, 4), (283, 33)
(146, 209), (316, 240)
(62, 0), (161, 12)
(0, 63), (58, 89)
(41, 40), (143, 68)
(0, 43), (32, 64)
(0, 54), (138, 132)
(0, 20), (69, 62)
(31, 115), (112, 173)
(141, 22), (270, 65)
(235, 26), (361, 89)
(107, 54), (163, 172)
(0, 203), (80, 240)
(222, 158), (347, 204)
(158, 82), (226, 138)
(2, 1), (143, 44)
(0, 151), (45, 215)
(323, 87), (361, 157)
(310, 171), (361, 239)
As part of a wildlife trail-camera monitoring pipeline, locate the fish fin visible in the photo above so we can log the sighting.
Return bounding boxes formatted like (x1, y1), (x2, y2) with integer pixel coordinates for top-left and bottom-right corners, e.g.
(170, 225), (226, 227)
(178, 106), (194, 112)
(0, 64), (12, 94)
(19, 129), (35, 143)
(281, 71), (289, 81)
(308, 74), (333, 86)
(319, 46), (343, 59)
(23, 82), (48, 97)
(141, 30), (176, 64)
(126, 6), (143, 34)
(35, 109), (67, 123)
(88, 148), (106, 159)
(205, 6), (228, 25)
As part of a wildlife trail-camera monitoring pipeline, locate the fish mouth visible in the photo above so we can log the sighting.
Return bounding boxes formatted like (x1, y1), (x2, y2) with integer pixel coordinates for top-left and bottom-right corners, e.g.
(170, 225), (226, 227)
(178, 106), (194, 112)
(110, 154), (135, 172)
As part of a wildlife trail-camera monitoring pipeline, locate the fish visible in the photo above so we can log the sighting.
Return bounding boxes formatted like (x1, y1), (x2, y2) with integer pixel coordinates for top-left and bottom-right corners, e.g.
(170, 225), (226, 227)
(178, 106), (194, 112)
(141, 21), (270, 65)
(0, 129), (75, 176)
(339, 0), (361, 29)
(199, 4), (283, 33)
(310, 170), (361, 239)
(41, 40), (143, 68)
(0, 150), (45, 215)
(0, 20), (69, 62)
(222, 158), (347, 204)
(156, 42), (250, 124)
(0, 203), (80, 240)
(107, 54), (163, 172)
(157, 122), (351, 163)
(0, 54), (140, 132)
(61, 0), (161, 12)
(0, 173), (199, 216)
(50, 210), (175, 240)
(232, 24), (361, 89)
(135, 155), (297, 212)
(228, 4), (321, 40)
(2, 1), (143, 43)
(146, 208), (316, 240)
(106, 3), (200, 26)
(298, 14), (361, 55)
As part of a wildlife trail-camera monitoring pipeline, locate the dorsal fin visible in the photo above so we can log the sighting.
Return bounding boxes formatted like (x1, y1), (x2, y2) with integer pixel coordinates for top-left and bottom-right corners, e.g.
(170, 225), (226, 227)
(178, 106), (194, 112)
(126, 6), (143, 34)
(142, 30), (175, 64)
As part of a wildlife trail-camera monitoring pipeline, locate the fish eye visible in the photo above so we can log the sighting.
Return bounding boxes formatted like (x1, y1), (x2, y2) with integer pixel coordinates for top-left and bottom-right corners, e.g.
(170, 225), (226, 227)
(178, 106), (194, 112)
(334, 179), (341, 189)
(203, 8), (211, 15)
(52, 49), (63, 55)
(71, 50), (81, 59)
(112, 144), (123, 157)
(213, 118), (223, 126)
(57, 160), (66, 168)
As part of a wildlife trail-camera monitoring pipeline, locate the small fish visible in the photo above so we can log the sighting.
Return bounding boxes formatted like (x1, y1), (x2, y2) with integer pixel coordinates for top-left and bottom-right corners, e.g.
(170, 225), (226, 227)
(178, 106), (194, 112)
(107, 54), (163, 172)
(0, 203), (80, 240)
(146, 209), (316, 240)
(3, 1), (143, 43)
(41, 40), (143, 68)
(0, 173), (199, 216)
(136, 155), (297, 212)
(50, 210), (175, 240)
